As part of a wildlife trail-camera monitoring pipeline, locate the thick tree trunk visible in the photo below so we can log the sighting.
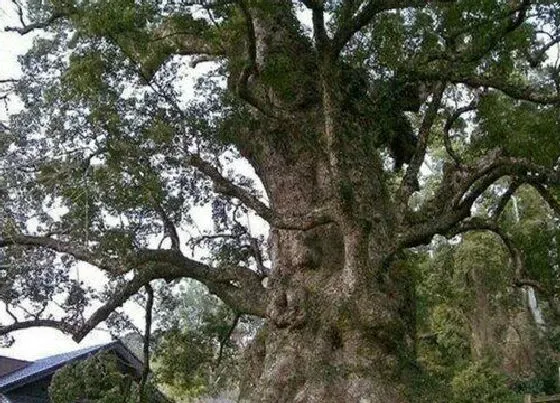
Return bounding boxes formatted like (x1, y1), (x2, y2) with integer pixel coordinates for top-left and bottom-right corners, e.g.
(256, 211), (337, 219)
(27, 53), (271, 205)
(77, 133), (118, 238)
(239, 153), (417, 402)
(230, 5), (419, 400)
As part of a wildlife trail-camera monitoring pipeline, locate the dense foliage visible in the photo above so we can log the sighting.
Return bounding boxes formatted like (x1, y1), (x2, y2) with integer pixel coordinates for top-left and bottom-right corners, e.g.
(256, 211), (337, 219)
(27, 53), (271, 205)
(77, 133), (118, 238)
(49, 351), (155, 403)
(151, 280), (259, 398)
(1, 0), (560, 400)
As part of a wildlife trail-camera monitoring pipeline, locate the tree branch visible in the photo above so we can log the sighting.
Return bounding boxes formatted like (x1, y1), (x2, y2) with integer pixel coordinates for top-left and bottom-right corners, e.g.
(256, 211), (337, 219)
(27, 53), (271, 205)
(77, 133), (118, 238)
(187, 154), (335, 230)
(530, 182), (560, 217)
(400, 153), (560, 249)
(457, 76), (560, 105)
(398, 81), (445, 205)
(152, 199), (180, 250)
(139, 283), (153, 401)
(0, 234), (118, 272)
(0, 234), (267, 341)
(71, 249), (266, 341)
(529, 35), (560, 67)
(443, 102), (477, 166)
(443, 216), (560, 320)
(187, 154), (274, 222)
(0, 319), (70, 336)
(4, 13), (64, 35)
(234, 2), (275, 116)
(445, 217), (527, 280)
(301, 0), (329, 52)
(215, 312), (240, 371)
(492, 180), (520, 220)
(331, 0), (454, 58)
(414, 70), (560, 105)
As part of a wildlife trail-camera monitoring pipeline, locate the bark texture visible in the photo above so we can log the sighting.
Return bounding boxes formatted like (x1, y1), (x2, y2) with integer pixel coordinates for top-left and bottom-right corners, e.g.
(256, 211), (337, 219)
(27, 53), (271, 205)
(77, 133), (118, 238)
(236, 115), (417, 401)
(229, 3), (419, 401)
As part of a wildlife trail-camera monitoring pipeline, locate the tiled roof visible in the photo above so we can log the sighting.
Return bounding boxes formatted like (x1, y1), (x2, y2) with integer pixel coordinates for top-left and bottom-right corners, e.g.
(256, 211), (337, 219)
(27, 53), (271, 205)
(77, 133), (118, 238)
(0, 341), (140, 393)
(0, 357), (30, 378)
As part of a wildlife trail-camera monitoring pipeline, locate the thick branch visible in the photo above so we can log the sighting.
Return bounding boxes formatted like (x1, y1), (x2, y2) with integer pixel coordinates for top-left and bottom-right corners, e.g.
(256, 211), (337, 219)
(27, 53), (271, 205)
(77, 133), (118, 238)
(234, 2), (274, 115)
(445, 217), (526, 278)
(414, 70), (560, 105)
(0, 319), (69, 336)
(187, 154), (334, 229)
(444, 216), (560, 320)
(301, 0), (329, 52)
(72, 249), (266, 342)
(0, 234), (266, 341)
(458, 156), (560, 212)
(0, 234), (118, 272)
(457, 76), (560, 105)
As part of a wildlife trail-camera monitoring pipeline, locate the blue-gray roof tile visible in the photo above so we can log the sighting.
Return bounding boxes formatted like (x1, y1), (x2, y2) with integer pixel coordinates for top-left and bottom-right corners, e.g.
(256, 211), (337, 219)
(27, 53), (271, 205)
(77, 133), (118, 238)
(0, 341), (121, 392)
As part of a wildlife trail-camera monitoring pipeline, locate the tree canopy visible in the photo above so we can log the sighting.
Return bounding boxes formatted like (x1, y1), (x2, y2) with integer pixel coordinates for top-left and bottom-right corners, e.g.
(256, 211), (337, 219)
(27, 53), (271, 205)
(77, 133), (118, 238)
(1, 0), (560, 400)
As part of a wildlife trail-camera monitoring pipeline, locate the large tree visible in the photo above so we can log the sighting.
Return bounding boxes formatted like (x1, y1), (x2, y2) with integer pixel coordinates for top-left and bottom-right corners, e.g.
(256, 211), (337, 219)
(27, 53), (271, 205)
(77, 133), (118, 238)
(1, 0), (560, 400)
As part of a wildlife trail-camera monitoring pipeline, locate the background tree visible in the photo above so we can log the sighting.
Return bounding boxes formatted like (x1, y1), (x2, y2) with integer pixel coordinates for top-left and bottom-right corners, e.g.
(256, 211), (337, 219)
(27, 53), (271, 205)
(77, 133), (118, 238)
(416, 184), (560, 401)
(1, 0), (560, 401)
(49, 351), (156, 403)
(151, 279), (259, 399)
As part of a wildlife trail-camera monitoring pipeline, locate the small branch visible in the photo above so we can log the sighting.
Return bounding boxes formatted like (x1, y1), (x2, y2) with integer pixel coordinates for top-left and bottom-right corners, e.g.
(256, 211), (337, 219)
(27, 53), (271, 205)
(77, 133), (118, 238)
(12, 0), (25, 27)
(491, 180), (519, 220)
(0, 234), (118, 272)
(531, 183), (560, 217)
(249, 237), (267, 276)
(331, 0), (454, 58)
(189, 55), (220, 68)
(443, 102), (477, 166)
(398, 82), (445, 205)
(529, 36), (560, 67)
(139, 283), (154, 401)
(3, 303), (17, 323)
(5, 13), (64, 35)
(215, 313), (240, 371)
(187, 154), (274, 223)
(459, 0), (531, 63)
(152, 200), (180, 250)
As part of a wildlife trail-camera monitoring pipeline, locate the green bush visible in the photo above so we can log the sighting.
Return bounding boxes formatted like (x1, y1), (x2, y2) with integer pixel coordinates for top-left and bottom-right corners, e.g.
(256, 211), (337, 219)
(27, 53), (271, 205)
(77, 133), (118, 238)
(451, 361), (519, 403)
